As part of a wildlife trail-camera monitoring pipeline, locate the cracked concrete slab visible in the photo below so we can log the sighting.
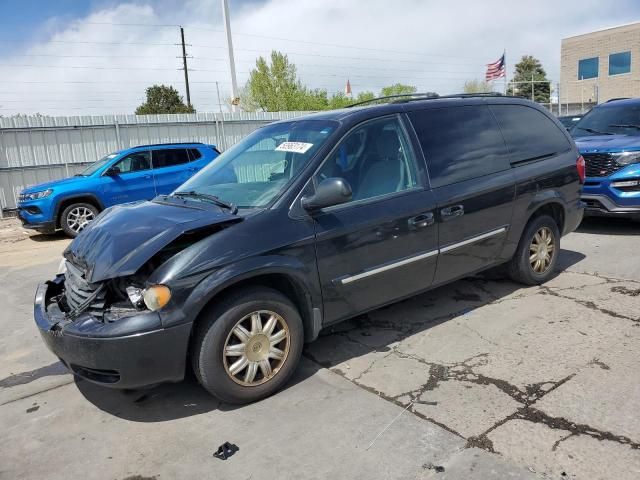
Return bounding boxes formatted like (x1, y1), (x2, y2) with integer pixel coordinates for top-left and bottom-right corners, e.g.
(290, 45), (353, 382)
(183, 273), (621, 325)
(490, 419), (640, 480)
(535, 344), (640, 441)
(413, 381), (521, 438)
(435, 447), (537, 479)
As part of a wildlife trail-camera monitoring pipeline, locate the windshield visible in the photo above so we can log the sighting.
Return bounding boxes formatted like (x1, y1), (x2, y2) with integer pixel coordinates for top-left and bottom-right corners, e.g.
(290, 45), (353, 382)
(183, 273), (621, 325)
(176, 119), (338, 208)
(78, 153), (119, 176)
(571, 103), (640, 137)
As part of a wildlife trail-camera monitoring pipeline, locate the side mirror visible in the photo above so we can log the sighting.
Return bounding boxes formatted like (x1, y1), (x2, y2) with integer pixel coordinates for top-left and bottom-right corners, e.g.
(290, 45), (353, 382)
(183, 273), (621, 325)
(105, 166), (121, 176)
(301, 177), (352, 212)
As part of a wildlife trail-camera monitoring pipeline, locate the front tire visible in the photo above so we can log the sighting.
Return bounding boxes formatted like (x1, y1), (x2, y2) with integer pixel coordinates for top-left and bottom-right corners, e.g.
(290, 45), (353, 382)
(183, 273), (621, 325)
(60, 202), (98, 238)
(508, 214), (560, 285)
(191, 287), (304, 404)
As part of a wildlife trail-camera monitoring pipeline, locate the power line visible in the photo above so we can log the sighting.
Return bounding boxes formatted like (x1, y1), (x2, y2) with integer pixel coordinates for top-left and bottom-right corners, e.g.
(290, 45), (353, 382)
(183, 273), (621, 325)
(0, 64), (181, 71)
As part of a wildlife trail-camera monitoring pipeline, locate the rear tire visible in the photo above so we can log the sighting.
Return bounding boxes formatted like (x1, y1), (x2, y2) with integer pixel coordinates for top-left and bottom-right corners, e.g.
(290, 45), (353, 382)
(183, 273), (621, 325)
(507, 214), (560, 285)
(60, 202), (98, 238)
(191, 287), (304, 404)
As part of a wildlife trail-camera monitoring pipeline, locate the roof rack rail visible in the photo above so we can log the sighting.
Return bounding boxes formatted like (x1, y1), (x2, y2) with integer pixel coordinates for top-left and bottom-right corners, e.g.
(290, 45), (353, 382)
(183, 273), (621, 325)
(346, 92), (505, 108)
(346, 92), (439, 108)
(605, 97), (630, 103)
(131, 142), (205, 149)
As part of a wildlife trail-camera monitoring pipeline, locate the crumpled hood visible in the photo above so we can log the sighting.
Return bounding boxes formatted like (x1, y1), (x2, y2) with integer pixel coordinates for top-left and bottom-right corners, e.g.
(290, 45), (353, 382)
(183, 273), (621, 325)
(64, 199), (242, 283)
(575, 134), (640, 153)
(22, 176), (85, 194)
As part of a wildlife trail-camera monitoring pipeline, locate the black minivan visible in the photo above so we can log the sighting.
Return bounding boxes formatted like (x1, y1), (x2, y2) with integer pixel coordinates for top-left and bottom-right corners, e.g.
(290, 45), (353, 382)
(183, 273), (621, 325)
(35, 94), (584, 404)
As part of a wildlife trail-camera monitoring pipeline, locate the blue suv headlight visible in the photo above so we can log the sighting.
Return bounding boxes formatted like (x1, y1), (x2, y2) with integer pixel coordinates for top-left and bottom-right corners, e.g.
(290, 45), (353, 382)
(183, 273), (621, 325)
(19, 189), (53, 201)
(611, 152), (640, 166)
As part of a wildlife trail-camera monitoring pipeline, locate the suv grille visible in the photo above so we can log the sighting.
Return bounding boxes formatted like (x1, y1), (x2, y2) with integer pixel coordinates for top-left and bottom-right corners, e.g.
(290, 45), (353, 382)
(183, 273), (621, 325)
(583, 153), (623, 178)
(64, 261), (105, 319)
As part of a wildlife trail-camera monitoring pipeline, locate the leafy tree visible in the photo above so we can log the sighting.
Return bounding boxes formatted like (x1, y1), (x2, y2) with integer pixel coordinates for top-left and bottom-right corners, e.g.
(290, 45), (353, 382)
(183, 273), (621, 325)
(463, 79), (492, 94)
(380, 83), (417, 97)
(135, 85), (195, 114)
(245, 51), (327, 111)
(508, 55), (550, 103)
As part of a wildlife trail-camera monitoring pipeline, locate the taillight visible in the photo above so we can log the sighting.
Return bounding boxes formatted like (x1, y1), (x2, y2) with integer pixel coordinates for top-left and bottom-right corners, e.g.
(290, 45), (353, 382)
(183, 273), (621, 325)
(576, 155), (586, 184)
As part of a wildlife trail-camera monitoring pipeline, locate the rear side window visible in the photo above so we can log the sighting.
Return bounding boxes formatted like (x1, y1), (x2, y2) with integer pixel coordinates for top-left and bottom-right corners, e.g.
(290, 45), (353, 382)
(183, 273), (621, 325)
(408, 105), (510, 188)
(152, 149), (190, 169)
(490, 105), (571, 164)
(188, 148), (202, 160)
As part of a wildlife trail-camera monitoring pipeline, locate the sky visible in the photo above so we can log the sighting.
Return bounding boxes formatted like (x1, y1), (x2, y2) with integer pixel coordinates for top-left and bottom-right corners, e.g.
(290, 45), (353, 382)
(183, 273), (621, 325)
(0, 0), (639, 116)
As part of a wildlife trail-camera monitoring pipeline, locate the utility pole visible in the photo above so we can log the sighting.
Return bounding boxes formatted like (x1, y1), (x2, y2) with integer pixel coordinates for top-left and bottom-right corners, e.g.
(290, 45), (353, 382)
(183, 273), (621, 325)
(531, 74), (535, 102)
(180, 26), (192, 109)
(221, 0), (239, 111)
(216, 81), (223, 113)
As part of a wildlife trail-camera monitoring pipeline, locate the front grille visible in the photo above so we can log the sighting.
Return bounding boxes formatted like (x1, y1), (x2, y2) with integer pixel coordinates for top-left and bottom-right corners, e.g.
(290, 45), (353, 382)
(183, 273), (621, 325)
(583, 153), (623, 178)
(64, 261), (106, 319)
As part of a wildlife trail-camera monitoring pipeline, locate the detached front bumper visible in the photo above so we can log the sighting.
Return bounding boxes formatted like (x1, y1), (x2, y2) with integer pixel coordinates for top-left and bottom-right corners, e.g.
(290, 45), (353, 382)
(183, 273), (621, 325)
(34, 277), (192, 389)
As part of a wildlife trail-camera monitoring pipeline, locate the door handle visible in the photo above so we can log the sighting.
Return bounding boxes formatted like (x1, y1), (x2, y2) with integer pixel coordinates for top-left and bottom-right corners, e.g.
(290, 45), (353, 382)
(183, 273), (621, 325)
(143, 174), (152, 179)
(188, 167), (200, 172)
(441, 204), (464, 220)
(409, 212), (435, 229)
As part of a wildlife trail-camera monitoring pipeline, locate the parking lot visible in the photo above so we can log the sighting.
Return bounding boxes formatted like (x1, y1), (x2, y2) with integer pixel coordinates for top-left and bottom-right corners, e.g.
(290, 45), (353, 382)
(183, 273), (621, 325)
(0, 216), (638, 479)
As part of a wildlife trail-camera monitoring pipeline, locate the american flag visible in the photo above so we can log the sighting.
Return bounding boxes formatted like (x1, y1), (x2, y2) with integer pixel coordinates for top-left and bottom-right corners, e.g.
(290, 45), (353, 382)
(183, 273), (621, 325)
(486, 54), (506, 81)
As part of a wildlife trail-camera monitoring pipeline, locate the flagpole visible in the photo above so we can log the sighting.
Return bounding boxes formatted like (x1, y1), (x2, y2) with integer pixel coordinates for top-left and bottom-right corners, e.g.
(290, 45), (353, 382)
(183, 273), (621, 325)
(504, 49), (508, 95)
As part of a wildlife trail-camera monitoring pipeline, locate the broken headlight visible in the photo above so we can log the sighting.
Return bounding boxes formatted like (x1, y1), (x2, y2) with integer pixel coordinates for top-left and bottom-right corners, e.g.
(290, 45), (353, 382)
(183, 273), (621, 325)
(126, 286), (145, 308)
(142, 285), (172, 311)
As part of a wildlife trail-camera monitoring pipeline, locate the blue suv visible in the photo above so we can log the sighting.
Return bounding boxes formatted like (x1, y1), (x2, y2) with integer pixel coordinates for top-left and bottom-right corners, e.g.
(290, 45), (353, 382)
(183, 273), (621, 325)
(17, 142), (220, 237)
(571, 98), (640, 220)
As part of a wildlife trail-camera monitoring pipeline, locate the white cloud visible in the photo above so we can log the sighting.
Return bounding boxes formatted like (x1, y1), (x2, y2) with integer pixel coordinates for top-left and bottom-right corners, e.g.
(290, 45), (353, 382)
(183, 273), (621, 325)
(0, 0), (637, 115)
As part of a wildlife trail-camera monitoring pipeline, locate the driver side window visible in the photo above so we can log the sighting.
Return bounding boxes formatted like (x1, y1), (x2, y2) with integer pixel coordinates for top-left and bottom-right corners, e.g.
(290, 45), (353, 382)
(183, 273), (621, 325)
(113, 151), (151, 174)
(315, 116), (418, 203)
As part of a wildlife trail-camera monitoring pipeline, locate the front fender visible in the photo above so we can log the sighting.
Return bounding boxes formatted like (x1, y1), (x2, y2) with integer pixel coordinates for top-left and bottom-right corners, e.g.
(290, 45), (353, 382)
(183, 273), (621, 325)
(159, 254), (322, 338)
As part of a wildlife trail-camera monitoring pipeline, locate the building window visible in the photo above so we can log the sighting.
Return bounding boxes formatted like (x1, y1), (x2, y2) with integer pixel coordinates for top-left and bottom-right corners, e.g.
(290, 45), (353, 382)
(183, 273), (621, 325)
(609, 51), (631, 75)
(578, 57), (599, 80)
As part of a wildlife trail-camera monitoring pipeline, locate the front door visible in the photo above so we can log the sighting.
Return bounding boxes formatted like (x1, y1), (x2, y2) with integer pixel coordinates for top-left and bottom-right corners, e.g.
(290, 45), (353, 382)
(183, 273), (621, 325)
(101, 150), (156, 206)
(407, 105), (515, 285)
(312, 115), (439, 324)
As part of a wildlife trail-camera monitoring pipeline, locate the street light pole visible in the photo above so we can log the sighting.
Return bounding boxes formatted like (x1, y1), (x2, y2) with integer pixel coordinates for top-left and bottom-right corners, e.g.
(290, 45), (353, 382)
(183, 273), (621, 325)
(221, 0), (239, 112)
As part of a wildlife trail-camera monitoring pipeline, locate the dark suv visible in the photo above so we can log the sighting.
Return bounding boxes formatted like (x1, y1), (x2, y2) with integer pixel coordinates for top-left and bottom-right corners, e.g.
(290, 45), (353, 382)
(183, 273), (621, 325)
(34, 95), (584, 404)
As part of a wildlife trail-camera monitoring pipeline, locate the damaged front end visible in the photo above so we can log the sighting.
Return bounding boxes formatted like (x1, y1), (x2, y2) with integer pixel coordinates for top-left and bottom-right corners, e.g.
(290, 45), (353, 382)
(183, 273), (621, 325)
(34, 198), (243, 388)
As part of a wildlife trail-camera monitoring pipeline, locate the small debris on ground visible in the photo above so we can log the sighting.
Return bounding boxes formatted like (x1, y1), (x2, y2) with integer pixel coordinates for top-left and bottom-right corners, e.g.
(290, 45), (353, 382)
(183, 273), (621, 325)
(213, 442), (239, 460)
(423, 462), (445, 473)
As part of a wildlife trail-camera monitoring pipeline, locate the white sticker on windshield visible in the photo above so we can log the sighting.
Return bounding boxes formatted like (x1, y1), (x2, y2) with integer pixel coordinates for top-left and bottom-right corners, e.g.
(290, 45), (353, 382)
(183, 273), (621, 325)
(275, 142), (314, 154)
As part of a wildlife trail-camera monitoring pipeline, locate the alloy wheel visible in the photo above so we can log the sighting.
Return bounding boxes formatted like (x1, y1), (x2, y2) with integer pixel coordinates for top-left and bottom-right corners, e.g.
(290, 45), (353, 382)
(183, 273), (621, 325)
(222, 310), (290, 387)
(66, 206), (95, 233)
(529, 226), (555, 274)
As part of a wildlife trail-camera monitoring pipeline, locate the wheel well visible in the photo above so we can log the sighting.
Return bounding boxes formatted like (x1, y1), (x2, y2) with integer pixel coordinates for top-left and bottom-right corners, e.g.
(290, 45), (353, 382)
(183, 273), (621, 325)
(56, 196), (102, 228)
(194, 273), (314, 339)
(530, 202), (565, 233)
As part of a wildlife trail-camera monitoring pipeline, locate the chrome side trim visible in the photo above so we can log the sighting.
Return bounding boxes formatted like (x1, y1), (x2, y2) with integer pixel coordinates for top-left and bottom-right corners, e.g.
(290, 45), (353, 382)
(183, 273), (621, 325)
(340, 249), (438, 285)
(338, 226), (508, 285)
(439, 227), (507, 253)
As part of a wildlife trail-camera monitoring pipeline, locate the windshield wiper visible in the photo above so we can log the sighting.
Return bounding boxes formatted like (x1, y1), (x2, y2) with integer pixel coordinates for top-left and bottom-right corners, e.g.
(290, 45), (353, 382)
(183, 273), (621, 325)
(173, 190), (238, 214)
(609, 124), (640, 131)
(576, 127), (614, 135)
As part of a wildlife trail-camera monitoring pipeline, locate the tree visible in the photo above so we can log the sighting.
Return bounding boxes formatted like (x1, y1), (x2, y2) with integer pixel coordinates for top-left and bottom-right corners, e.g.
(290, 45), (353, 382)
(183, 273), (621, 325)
(244, 51), (329, 111)
(463, 79), (492, 94)
(508, 55), (551, 103)
(380, 83), (417, 97)
(135, 85), (195, 115)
